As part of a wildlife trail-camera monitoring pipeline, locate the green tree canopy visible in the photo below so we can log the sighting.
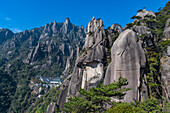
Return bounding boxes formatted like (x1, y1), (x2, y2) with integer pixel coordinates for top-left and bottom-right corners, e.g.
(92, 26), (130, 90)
(63, 77), (131, 113)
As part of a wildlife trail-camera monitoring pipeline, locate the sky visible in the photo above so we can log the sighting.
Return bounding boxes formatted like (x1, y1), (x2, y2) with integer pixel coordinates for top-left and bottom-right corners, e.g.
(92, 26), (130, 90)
(0, 0), (169, 33)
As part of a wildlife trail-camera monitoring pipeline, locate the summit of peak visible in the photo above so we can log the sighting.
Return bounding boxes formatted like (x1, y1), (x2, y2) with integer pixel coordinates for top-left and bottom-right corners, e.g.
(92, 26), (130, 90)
(92, 16), (95, 20)
(64, 17), (71, 24)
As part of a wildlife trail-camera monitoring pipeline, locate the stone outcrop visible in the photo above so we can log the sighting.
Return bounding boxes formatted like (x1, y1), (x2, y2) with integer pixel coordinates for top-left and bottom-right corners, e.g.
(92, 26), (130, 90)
(46, 102), (56, 113)
(0, 18), (86, 78)
(161, 46), (170, 99)
(133, 25), (150, 35)
(68, 18), (106, 93)
(164, 19), (170, 38)
(136, 9), (156, 19)
(107, 24), (122, 46)
(84, 17), (105, 48)
(104, 29), (146, 102)
(161, 19), (170, 100)
(58, 17), (118, 108)
(0, 28), (14, 44)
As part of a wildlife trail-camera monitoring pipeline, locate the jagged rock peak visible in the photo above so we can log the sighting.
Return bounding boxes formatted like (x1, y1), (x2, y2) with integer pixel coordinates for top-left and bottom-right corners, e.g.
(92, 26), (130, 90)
(92, 16), (95, 20)
(87, 17), (104, 33)
(0, 28), (14, 44)
(84, 17), (105, 48)
(64, 17), (71, 24)
(54, 20), (57, 24)
(110, 24), (122, 33)
(0, 28), (14, 34)
(136, 9), (156, 19)
(60, 17), (74, 34)
(80, 25), (84, 29)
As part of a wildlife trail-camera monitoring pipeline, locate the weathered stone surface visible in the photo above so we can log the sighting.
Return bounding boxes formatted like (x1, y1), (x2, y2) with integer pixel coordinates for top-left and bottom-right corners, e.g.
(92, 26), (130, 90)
(104, 29), (146, 103)
(161, 20), (170, 97)
(135, 9), (156, 27)
(165, 19), (170, 30)
(164, 19), (170, 38)
(46, 102), (56, 113)
(57, 75), (71, 108)
(67, 67), (83, 98)
(0, 28), (14, 44)
(81, 62), (104, 89)
(165, 27), (170, 38)
(168, 46), (170, 55)
(107, 24), (122, 46)
(58, 18), (108, 108)
(133, 26), (150, 35)
(84, 18), (105, 48)
(136, 9), (156, 19)
(110, 24), (122, 33)
(161, 46), (170, 99)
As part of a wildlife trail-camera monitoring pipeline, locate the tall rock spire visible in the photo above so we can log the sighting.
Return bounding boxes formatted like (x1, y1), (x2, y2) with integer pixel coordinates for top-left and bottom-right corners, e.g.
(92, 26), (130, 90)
(61, 17), (73, 34)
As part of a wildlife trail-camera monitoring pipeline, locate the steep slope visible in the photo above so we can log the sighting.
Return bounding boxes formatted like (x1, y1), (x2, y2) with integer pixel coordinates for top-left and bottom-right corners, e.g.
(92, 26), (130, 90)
(0, 18), (86, 113)
(0, 18), (86, 77)
(57, 17), (122, 108)
(0, 28), (14, 45)
(104, 29), (146, 102)
(57, 3), (170, 111)
(157, 1), (170, 107)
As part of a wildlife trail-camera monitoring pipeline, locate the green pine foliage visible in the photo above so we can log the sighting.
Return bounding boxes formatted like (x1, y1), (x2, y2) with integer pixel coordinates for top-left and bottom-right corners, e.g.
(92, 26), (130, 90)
(107, 102), (144, 113)
(26, 87), (60, 113)
(0, 70), (16, 113)
(63, 77), (131, 112)
(107, 98), (163, 113)
(133, 98), (163, 113)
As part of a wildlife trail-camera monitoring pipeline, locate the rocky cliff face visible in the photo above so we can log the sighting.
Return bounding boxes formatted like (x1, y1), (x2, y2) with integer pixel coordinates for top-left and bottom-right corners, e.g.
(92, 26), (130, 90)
(136, 9), (156, 19)
(57, 17), (122, 108)
(0, 28), (14, 45)
(0, 18), (87, 112)
(161, 19), (170, 100)
(0, 18), (86, 77)
(57, 8), (170, 109)
(161, 47), (170, 99)
(164, 19), (170, 38)
(104, 29), (146, 102)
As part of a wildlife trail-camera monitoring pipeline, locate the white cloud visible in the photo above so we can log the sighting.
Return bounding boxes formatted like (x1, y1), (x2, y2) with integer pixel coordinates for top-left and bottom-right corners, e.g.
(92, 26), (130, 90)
(5, 17), (11, 21)
(11, 28), (22, 33)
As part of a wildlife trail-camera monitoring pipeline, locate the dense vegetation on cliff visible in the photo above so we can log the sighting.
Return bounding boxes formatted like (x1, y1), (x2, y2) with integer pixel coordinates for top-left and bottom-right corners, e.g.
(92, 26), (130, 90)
(0, 1), (169, 113)
(0, 19), (86, 112)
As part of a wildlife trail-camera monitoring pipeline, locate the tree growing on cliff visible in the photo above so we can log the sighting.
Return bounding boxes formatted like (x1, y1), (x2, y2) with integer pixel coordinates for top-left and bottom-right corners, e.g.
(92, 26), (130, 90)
(62, 77), (131, 112)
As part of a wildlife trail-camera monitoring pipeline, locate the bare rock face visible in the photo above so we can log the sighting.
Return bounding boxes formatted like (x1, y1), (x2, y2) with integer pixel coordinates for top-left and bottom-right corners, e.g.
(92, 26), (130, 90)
(133, 26), (150, 35)
(165, 18), (170, 30)
(110, 24), (122, 33)
(57, 74), (71, 108)
(84, 17), (105, 48)
(164, 19), (170, 38)
(136, 9), (156, 19)
(46, 102), (56, 113)
(134, 9), (156, 27)
(58, 18), (109, 108)
(107, 24), (122, 46)
(104, 29), (146, 103)
(161, 19), (170, 99)
(160, 47), (170, 99)
(68, 18), (106, 96)
(165, 27), (170, 38)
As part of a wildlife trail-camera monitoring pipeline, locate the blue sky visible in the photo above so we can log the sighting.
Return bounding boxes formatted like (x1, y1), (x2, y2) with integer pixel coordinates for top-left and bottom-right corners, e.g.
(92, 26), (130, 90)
(0, 0), (169, 33)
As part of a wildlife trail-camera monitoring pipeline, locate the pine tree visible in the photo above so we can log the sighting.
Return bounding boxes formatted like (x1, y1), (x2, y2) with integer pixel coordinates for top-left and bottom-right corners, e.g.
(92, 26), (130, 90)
(63, 77), (131, 112)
